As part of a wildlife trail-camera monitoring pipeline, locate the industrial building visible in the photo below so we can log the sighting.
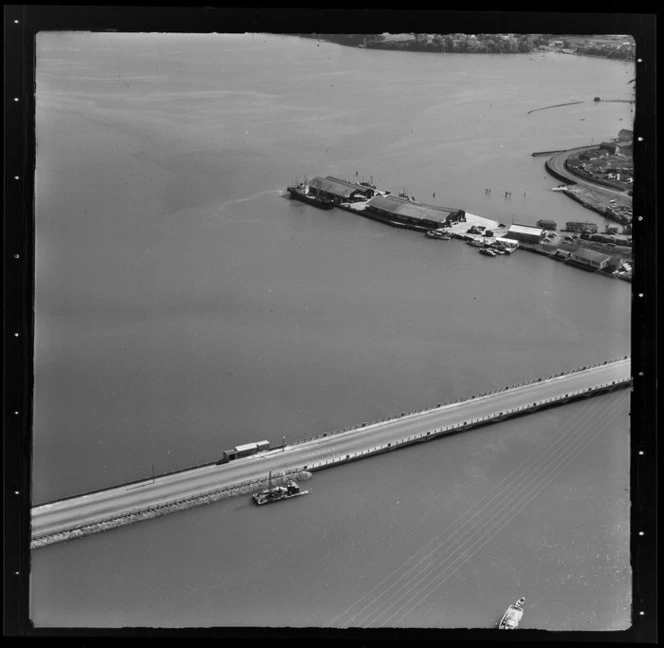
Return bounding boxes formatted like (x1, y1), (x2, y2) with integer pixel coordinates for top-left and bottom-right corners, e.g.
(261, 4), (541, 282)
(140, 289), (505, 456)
(568, 248), (611, 271)
(364, 194), (466, 230)
(308, 176), (375, 204)
(536, 219), (558, 231)
(504, 224), (544, 245)
(565, 221), (599, 233)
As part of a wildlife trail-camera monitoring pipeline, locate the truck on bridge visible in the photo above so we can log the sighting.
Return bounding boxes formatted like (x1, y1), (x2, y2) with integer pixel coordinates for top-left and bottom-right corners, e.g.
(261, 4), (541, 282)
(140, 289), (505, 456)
(217, 440), (270, 464)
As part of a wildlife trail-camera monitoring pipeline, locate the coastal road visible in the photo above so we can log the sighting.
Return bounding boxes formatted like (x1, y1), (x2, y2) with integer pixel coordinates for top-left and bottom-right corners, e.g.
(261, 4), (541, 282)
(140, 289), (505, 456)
(32, 359), (631, 540)
(546, 147), (632, 205)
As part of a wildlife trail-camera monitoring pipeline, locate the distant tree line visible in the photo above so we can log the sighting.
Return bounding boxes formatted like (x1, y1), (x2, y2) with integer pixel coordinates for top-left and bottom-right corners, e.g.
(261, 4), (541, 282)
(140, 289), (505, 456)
(298, 33), (549, 54)
(297, 34), (635, 59)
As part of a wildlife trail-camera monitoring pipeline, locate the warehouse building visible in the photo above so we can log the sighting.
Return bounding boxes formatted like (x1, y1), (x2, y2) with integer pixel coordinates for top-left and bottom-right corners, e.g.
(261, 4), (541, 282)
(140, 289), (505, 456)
(308, 176), (375, 204)
(568, 248), (611, 271)
(504, 224), (544, 245)
(364, 194), (465, 229)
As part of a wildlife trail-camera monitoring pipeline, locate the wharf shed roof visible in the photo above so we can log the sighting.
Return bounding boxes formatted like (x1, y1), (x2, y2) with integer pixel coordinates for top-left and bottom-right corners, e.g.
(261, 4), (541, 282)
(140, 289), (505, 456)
(368, 194), (458, 222)
(571, 248), (611, 263)
(507, 224), (543, 236)
(310, 176), (371, 198)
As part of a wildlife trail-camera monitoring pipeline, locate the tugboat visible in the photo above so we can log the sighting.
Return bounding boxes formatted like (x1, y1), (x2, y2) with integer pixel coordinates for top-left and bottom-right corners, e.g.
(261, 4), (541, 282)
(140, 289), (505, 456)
(499, 597), (526, 630)
(252, 471), (310, 506)
(479, 247), (497, 257)
(287, 181), (335, 210)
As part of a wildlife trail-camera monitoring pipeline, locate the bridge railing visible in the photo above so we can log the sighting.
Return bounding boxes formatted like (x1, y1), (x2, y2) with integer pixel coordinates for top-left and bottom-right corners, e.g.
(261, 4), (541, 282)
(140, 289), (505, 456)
(292, 376), (631, 473)
(283, 356), (630, 449)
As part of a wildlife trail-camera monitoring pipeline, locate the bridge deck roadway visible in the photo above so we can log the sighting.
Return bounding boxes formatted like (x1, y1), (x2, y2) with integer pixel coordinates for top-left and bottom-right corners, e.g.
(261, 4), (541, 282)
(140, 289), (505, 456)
(32, 359), (630, 540)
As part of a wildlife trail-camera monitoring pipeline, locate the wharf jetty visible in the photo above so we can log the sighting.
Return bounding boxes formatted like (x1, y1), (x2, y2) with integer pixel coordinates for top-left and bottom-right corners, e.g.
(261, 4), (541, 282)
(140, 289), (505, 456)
(302, 175), (468, 233)
(287, 172), (630, 280)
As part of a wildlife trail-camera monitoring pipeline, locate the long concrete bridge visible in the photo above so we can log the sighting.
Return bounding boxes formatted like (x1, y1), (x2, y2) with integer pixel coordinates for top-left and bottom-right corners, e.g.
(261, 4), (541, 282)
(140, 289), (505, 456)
(31, 357), (631, 547)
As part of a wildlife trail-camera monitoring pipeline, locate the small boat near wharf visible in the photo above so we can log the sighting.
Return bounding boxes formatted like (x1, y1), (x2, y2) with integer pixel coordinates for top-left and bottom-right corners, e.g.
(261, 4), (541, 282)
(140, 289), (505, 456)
(426, 229), (451, 240)
(467, 239), (486, 248)
(499, 597), (526, 630)
(479, 247), (497, 257)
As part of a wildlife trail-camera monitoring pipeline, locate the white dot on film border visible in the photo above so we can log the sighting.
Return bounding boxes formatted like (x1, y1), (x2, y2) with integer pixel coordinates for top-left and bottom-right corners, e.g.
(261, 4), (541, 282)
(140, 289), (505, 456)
(637, 58), (642, 62)
(638, 531), (644, 536)
(638, 451), (644, 455)
(637, 137), (643, 142)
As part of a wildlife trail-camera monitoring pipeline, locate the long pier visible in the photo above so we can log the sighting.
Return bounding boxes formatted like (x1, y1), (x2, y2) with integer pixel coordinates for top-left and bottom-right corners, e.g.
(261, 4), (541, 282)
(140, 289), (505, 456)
(31, 358), (631, 548)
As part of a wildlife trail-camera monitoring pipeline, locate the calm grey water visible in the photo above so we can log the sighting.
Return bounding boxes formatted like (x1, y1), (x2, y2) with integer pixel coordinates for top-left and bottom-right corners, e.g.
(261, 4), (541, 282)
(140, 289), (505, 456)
(31, 33), (632, 628)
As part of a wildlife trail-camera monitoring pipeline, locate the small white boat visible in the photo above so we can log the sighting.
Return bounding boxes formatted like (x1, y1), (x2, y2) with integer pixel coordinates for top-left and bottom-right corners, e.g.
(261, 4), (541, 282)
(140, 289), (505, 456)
(499, 597), (525, 630)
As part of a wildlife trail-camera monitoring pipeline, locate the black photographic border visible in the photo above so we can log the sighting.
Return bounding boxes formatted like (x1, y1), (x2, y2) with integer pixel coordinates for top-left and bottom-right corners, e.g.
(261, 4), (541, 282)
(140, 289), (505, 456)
(3, 6), (657, 642)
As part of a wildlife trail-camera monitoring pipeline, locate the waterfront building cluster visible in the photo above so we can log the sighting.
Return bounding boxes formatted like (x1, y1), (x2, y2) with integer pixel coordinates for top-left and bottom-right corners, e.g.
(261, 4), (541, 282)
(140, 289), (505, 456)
(287, 173), (632, 281)
(567, 131), (634, 194)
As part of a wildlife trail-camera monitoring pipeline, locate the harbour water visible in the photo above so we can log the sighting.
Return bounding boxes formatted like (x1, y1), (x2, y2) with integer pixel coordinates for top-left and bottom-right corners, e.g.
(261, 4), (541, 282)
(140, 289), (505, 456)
(31, 33), (632, 628)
